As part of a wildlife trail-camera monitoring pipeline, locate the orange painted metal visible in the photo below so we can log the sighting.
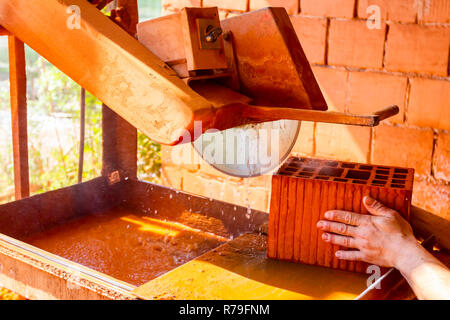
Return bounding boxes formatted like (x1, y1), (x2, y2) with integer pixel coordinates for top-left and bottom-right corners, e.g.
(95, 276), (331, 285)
(137, 13), (186, 69)
(25, 207), (230, 286)
(220, 8), (327, 110)
(8, 35), (29, 200)
(117, 0), (139, 35)
(137, 7), (227, 78)
(0, 25), (8, 35)
(268, 157), (414, 273)
(181, 7), (227, 71)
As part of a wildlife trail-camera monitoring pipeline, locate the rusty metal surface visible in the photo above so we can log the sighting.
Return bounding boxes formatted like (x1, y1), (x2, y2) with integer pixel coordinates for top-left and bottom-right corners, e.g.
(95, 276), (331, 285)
(0, 177), (119, 239)
(122, 180), (269, 238)
(220, 8), (327, 110)
(134, 233), (369, 300)
(0, 232), (135, 300)
(0, 179), (268, 299)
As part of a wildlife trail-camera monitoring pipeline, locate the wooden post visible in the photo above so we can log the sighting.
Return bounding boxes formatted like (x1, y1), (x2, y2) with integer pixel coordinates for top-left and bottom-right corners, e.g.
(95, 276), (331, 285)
(8, 35), (29, 200)
(102, 105), (137, 179)
(117, 0), (139, 36)
(102, 0), (138, 179)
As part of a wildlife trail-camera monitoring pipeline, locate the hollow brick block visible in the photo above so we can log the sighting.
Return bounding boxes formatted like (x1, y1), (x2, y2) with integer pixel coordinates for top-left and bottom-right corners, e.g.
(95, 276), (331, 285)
(268, 156), (414, 273)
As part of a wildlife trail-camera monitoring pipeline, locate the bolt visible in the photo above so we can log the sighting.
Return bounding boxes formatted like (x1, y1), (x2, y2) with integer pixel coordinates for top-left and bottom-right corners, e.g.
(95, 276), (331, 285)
(223, 31), (231, 41)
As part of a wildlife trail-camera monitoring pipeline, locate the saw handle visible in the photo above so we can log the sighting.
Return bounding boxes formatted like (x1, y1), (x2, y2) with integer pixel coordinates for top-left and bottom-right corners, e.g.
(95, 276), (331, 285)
(192, 104), (399, 139)
(372, 106), (400, 123)
(238, 104), (399, 127)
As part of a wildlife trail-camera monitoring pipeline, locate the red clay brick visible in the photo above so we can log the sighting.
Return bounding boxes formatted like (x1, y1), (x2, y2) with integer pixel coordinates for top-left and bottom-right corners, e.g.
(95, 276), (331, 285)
(181, 169), (270, 211)
(250, 0), (299, 15)
(312, 66), (348, 111)
(203, 0), (248, 11)
(161, 165), (183, 189)
(300, 0), (355, 18)
(269, 156), (413, 271)
(161, 144), (200, 172)
(182, 170), (216, 197)
(238, 185), (269, 212)
(198, 157), (242, 181)
(161, 0), (201, 14)
(246, 175), (272, 189)
(227, 182), (269, 212)
(418, 0), (450, 23)
(385, 24), (450, 76)
(218, 9), (229, 20)
(433, 132), (450, 182)
(315, 123), (371, 163)
(372, 125), (434, 177)
(357, 0), (417, 23)
(348, 71), (407, 124)
(292, 121), (315, 155)
(408, 78), (450, 130)
(412, 178), (450, 221)
(328, 19), (386, 69)
(290, 16), (327, 64)
(223, 11), (242, 18)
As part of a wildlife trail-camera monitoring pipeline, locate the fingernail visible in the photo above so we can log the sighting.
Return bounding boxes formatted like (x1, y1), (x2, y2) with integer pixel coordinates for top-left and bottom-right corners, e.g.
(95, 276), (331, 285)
(364, 196), (375, 206)
(322, 233), (329, 241)
(324, 211), (331, 219)
(317, 221), (324, 229)
(335, 251), (341, 258)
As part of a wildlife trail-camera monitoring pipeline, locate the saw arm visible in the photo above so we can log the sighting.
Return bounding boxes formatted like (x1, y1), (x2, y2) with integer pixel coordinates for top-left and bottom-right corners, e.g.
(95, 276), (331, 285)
(0, 0), (213, 145)
(0, 2), (398, 148)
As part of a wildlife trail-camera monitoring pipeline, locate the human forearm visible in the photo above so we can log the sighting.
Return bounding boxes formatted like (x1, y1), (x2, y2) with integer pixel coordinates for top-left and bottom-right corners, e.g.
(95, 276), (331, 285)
(318, 196), (450, 300)
(395, 240), (450, 300)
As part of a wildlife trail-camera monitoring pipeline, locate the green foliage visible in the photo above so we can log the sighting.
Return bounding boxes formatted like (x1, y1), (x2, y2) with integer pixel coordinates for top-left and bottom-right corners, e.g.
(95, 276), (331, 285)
(138, 132), (162, 183)
(25, 55), (104, 194)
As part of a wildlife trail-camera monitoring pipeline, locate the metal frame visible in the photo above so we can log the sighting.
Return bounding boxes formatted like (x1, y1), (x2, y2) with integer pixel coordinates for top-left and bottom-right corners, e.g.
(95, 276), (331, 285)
(0, 2), (448, 300)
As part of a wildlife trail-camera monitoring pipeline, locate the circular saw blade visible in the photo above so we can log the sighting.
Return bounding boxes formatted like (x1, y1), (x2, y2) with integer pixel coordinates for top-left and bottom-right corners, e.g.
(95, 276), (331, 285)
(193, 120), (300, 177)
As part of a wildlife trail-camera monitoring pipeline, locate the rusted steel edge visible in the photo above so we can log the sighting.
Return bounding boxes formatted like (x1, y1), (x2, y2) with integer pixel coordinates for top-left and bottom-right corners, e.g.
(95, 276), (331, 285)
(0, 232), (136, 298)
(0, 25), (9, 35)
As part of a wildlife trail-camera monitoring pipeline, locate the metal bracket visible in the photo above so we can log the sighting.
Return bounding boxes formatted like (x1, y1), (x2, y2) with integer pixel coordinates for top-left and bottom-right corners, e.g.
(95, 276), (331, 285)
(197, 18), (222, 49)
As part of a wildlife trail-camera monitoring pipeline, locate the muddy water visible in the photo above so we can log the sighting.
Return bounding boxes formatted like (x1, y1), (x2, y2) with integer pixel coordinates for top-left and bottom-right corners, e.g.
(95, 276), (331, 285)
(25, 208), (231, 286)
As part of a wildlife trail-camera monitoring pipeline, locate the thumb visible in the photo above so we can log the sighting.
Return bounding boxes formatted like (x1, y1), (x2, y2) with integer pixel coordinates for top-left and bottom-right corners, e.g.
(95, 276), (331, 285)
(363, 196), (394, 216)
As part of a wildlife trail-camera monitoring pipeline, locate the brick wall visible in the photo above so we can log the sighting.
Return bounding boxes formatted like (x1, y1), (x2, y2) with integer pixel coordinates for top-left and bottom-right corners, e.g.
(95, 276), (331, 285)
(159, 0), (450, 220)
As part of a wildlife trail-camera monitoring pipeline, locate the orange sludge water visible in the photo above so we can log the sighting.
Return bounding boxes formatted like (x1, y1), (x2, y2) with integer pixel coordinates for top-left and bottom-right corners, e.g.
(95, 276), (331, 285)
(25, 208), (231, 286)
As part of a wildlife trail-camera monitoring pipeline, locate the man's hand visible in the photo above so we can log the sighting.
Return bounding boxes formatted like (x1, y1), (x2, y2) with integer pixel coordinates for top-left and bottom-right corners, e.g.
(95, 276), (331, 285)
(317, 196), (417, 268)
(317, 195), (450, 299)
